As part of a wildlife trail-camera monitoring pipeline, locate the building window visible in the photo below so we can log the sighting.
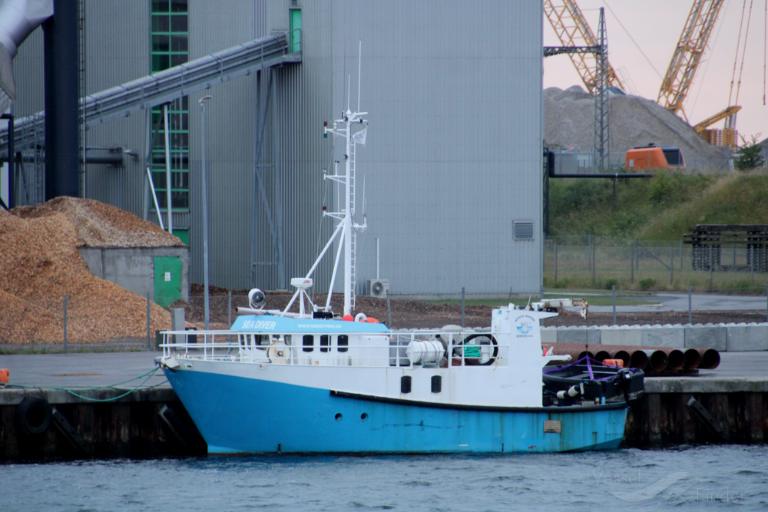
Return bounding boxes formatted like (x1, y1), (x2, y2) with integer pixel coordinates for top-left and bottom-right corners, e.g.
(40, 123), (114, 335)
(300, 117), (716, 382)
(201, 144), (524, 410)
(303, 334), (314, 352)
(337, 335), (348, 353)
(150, 0), (189, 213)
(320, 335), (330, 353)
(289, 8), (302, 53)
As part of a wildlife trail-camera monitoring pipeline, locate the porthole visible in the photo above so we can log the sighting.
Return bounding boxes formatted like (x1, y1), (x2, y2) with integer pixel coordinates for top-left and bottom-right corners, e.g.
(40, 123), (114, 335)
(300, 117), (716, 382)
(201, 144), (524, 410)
(334, 412), (343, 421)
(431, 375), (442, 393)
(360, 412), (368, 421)
(401, 375), (412, 394)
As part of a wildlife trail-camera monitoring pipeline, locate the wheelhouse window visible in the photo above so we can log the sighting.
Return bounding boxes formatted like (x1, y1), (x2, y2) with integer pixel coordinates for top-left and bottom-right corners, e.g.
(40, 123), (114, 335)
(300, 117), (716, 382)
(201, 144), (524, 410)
(320, 335), (330, 353)
(337, 335), (349, 353)
(302, 334), (314, 352)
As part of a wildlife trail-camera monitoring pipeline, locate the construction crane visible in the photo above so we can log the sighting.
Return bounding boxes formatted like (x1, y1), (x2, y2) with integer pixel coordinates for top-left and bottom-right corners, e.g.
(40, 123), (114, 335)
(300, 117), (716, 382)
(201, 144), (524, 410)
(543, 0), (624, 93)
(657, 0), (725, 122)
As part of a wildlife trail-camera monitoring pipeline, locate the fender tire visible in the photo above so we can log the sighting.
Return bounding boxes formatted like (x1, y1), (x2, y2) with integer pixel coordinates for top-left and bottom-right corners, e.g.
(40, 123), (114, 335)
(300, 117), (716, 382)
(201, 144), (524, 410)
(16, 396), (52, 435)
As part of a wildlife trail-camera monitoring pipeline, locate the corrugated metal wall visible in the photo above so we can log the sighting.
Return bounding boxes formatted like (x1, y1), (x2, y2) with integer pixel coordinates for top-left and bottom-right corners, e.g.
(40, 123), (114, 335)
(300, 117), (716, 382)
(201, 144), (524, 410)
(82, 0), (148, 216)
(325, 0), (543, 295)
(11, 0), (543, 296)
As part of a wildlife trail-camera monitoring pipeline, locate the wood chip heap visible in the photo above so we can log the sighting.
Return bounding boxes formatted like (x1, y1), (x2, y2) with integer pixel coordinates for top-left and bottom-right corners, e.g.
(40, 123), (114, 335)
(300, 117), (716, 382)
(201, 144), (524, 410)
(1, 197), (181, 344)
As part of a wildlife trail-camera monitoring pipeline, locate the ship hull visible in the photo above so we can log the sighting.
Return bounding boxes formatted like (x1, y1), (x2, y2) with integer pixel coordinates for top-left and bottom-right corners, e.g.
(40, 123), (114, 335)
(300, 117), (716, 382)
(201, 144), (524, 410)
(164, 367), (628, 454)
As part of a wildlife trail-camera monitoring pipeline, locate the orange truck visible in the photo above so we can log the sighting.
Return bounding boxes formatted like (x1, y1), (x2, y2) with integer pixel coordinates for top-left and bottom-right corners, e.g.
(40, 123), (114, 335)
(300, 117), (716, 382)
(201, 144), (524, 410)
(625, 144), (685, 171)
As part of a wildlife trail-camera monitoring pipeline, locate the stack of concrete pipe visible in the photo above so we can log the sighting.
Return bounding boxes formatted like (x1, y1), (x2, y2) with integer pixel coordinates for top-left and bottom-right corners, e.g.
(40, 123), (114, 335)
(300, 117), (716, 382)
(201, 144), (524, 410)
(553, 344), (720, 376)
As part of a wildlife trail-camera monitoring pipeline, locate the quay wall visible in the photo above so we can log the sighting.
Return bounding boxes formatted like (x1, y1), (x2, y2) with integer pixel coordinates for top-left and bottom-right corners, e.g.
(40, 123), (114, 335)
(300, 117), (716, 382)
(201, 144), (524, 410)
(0, 383), (766, 461)
(541, 323), (768, 351)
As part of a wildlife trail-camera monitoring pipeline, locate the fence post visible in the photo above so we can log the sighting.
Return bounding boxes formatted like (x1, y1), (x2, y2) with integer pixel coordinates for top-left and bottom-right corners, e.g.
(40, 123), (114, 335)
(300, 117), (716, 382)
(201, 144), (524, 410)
(146, 291), (151, 350)
(554, 240), (559, 285)
(590, 235), (596, 287)
(460, 287), (465, 328)
(688, 285), (693, 325)
(227, 289), (233, 326)
(630, 241), (635, 283)
(669, 245), (674, 285)
(386, 294), (393, 328)
(63, 295), (69, 351)
(611, 284), (616, 325)
(708, 245), (714, 291)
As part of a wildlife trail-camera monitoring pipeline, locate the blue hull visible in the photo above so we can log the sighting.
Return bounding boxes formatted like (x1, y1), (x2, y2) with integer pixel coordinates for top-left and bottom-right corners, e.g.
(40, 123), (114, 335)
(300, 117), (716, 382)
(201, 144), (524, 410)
(165, 369), (628, 454)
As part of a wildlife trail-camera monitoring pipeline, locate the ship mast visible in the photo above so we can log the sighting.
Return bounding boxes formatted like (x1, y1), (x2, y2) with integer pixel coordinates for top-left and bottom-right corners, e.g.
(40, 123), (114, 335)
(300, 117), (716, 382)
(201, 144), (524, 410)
(322, 105), (368, 316)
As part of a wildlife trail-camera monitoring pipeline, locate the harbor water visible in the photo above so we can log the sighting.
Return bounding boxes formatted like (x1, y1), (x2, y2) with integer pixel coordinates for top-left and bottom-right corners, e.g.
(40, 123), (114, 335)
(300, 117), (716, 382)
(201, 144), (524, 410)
(1, 445), (766, 511)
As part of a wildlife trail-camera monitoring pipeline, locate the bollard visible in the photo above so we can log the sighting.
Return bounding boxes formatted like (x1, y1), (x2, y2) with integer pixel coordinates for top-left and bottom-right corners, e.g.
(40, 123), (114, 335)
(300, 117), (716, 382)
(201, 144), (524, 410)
(386, 294), (392, 327)
(63, 295), (69, 351)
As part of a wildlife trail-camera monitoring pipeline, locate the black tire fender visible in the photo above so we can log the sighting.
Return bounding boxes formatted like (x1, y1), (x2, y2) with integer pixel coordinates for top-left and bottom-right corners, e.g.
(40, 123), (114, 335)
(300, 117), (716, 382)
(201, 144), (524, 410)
(16, 396), (52, 435)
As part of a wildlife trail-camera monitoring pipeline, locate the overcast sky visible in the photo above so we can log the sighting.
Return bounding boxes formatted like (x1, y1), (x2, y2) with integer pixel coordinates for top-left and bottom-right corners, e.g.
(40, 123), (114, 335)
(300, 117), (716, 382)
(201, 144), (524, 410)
(543, 0), (767, 143)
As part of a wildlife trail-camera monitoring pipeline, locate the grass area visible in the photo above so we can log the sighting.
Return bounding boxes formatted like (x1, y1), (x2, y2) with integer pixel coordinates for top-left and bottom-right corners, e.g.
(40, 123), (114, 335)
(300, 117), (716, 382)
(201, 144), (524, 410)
(547, 171), (768, 293)
(548, 171), (768, 241)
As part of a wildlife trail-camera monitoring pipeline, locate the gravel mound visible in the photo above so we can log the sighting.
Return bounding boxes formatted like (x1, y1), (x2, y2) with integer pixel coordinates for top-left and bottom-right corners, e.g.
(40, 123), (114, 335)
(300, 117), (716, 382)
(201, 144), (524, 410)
(0, 198), (172, 344)
(544, 86), (731, 172)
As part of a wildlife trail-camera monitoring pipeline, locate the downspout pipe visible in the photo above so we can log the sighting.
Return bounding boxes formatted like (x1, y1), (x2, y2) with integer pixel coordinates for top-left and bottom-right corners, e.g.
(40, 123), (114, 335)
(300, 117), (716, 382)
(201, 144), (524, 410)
(0, 0), (53, 111)
(0, 0), (53, 208)
(43, 0), (79, 199)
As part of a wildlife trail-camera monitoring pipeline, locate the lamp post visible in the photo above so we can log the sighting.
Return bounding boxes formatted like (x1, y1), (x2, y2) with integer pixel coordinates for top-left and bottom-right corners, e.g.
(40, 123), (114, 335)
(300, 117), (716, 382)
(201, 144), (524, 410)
(199, 95), (212, 329)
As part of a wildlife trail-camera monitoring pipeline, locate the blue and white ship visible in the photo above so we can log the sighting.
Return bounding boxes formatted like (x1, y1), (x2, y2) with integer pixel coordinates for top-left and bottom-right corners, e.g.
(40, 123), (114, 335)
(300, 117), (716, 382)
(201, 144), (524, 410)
(159, 90), (642, 455)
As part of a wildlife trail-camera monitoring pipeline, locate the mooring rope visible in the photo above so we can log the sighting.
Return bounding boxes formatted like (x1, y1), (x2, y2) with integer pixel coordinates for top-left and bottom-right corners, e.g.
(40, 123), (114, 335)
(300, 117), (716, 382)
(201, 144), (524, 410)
(6, 366), (168, 403)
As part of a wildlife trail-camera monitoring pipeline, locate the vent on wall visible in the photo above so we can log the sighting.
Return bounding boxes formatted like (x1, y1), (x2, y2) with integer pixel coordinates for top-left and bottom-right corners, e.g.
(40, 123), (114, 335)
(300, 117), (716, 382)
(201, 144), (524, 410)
(514, 221), (534, 241)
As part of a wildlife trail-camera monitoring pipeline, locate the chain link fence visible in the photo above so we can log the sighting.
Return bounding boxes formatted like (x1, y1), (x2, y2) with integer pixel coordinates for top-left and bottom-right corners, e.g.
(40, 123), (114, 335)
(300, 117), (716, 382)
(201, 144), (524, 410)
(545, 237), (768, 293)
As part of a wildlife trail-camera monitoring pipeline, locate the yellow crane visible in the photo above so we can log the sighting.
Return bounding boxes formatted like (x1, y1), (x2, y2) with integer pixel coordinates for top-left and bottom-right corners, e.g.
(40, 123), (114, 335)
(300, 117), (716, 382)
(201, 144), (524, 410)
(543, 0), (624, 93)
(657, 0), (725, 121)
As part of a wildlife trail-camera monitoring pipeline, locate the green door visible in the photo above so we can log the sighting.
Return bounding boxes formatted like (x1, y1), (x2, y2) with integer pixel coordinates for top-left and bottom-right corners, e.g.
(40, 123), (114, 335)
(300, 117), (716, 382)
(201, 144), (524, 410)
(154, 256), (182, 308)
(289, 9), (302, 53)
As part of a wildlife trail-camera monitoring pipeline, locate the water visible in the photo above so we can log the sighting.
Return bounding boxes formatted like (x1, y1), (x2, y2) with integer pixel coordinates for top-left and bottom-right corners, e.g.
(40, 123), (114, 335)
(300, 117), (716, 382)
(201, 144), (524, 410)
(2, 446), (766, 511)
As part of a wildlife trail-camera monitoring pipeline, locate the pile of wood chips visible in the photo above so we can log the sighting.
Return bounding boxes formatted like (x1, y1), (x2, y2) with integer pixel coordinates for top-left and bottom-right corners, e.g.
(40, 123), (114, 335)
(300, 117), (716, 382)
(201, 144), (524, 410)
(1, 197), (181, 344)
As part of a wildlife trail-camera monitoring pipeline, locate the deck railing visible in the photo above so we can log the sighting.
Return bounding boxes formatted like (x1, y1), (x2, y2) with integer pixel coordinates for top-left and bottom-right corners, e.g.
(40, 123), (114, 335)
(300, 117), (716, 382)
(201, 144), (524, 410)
(160, 329), (501, 368)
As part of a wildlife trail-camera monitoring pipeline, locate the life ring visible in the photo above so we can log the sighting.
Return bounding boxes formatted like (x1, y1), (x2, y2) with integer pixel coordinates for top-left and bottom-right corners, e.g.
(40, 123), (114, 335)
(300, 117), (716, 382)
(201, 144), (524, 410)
(354, 312), (367, 322)
(16, 396), (52, 435)
(455, 334), (499, 366)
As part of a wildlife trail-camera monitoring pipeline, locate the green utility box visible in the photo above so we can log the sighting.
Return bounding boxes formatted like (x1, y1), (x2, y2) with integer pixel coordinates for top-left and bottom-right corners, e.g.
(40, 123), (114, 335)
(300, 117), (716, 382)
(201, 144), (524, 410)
(154, 256), (182, 307)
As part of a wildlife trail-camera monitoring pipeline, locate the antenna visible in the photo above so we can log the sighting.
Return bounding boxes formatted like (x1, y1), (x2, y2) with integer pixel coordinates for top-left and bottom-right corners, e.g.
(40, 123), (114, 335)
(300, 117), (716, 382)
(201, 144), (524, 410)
(346, 74), (351, 111)
(357, 40), (362, 112)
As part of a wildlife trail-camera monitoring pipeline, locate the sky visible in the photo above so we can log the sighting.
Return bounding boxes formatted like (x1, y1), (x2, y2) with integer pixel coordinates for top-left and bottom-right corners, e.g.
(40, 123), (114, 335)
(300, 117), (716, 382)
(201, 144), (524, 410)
(543, 0), (768, 143)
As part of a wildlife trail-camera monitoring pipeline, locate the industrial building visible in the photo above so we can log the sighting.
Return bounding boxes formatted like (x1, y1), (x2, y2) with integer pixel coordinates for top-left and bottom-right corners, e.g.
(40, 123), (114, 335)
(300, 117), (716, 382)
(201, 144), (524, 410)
(5, 0), (543, 297)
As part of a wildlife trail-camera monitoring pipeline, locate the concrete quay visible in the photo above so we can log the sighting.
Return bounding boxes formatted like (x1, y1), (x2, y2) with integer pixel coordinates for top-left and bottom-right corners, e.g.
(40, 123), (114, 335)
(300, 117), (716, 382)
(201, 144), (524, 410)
(543, 323), (768, 351)
(0, 351), (766, 460)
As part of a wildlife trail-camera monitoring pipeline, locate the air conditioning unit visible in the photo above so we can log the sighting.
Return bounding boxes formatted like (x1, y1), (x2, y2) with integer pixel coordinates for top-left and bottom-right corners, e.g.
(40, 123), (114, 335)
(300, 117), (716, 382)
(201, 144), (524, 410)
(368, 279), (390, 298)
